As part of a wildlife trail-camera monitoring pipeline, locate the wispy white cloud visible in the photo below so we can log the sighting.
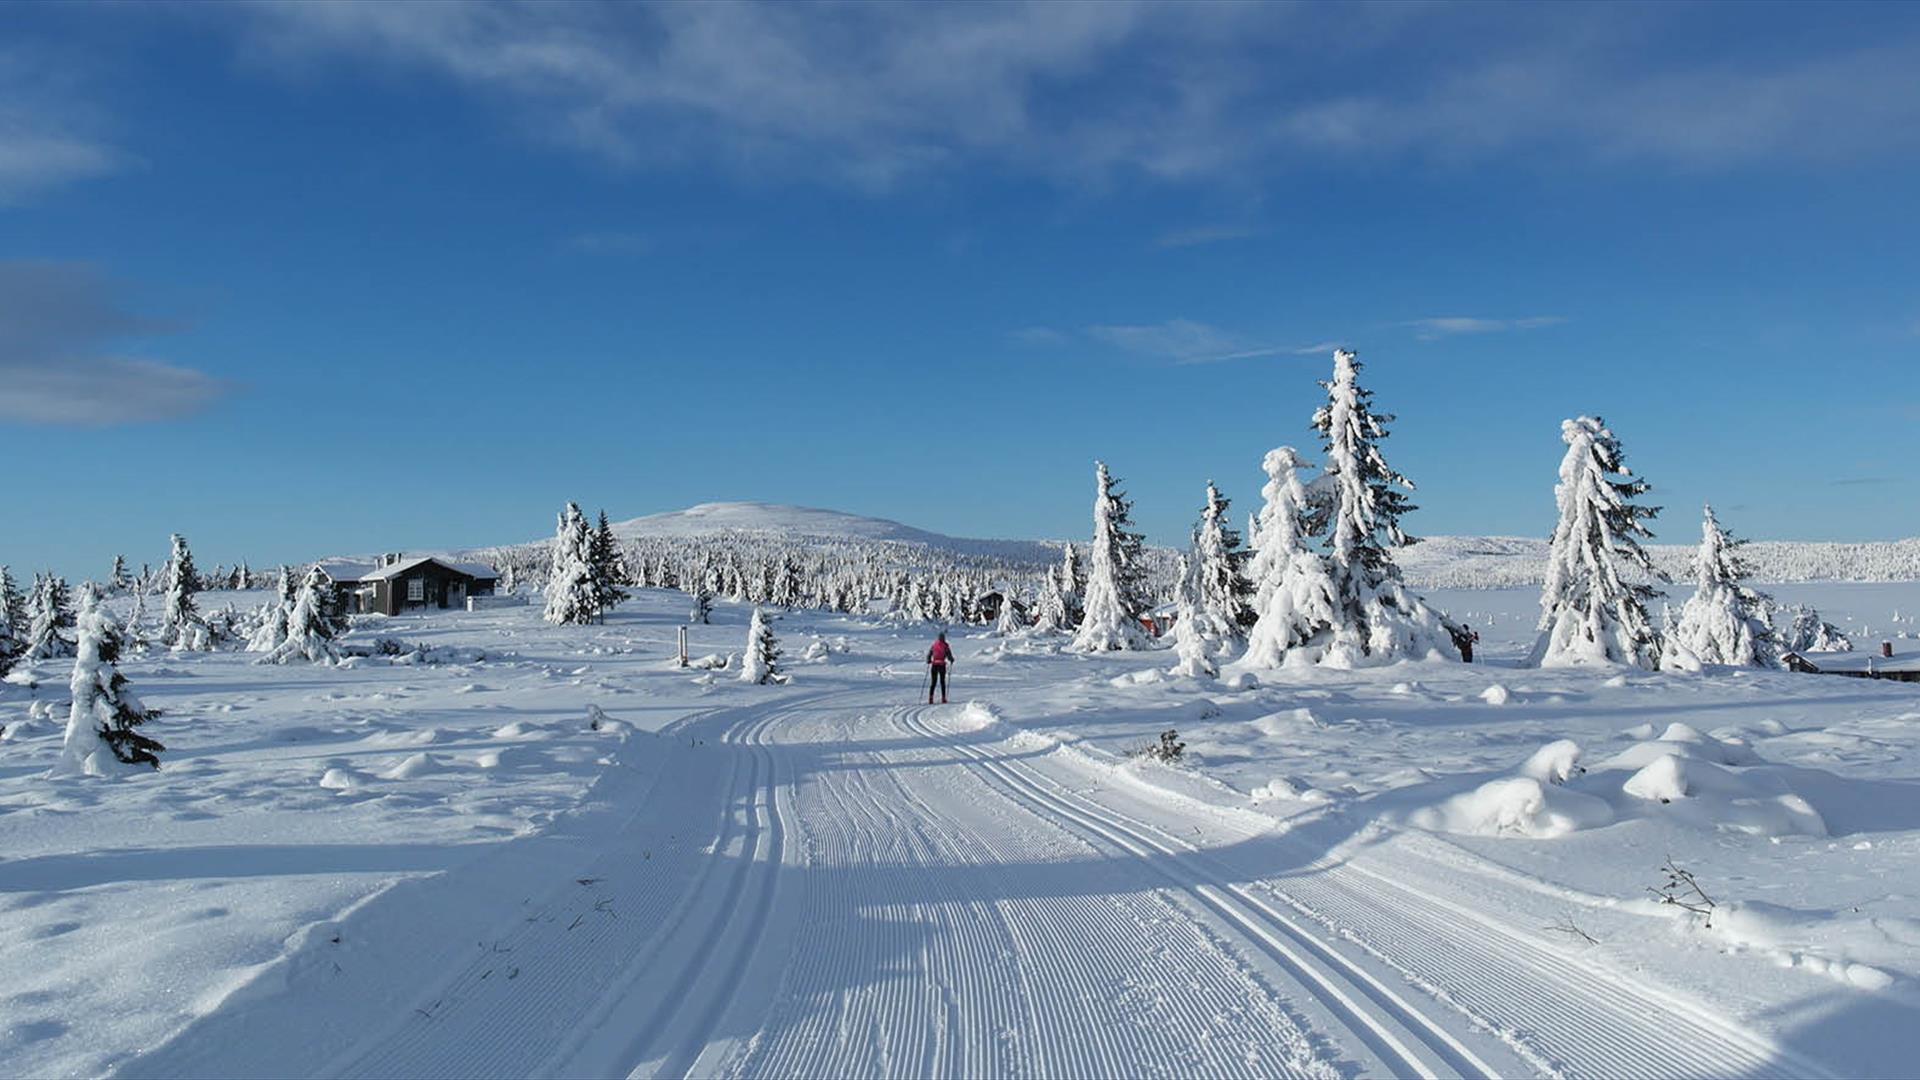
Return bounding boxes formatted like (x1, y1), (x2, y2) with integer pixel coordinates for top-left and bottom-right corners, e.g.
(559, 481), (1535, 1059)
(0, 261), (228, 426)
(1405, 315), (1566, 341)
(215, 2), (1920, 189)
(0, 49), (123, 202)
(1009, 326), (1070, 348)
(1083, 319), (1337, 364)
(1153, 224), (1261, 249)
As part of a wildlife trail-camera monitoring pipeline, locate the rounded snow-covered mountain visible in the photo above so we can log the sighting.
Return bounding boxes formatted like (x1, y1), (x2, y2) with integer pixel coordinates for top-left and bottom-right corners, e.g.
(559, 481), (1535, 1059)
(608, 502), (1057, 562)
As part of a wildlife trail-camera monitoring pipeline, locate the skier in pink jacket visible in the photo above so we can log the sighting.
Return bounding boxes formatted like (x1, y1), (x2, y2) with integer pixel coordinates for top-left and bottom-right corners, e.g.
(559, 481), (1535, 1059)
(926, 631), (954, 704)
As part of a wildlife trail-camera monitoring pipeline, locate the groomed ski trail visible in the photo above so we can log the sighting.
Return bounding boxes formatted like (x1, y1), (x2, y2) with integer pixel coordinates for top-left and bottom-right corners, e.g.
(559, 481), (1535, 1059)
(136, 683), (1837, 1080)
(898, 703), (1836, 1080)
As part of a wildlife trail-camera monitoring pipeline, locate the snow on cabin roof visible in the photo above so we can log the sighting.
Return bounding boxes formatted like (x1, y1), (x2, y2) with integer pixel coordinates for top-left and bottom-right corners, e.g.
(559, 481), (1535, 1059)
(318, 557), (499, 583)
(1791, 648), (1920, 675)
(358, 556), (500, 582)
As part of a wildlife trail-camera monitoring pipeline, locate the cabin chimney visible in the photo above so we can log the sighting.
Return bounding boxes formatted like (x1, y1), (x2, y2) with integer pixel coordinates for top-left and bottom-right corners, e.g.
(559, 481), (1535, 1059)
(1882, 641), (1895, 659)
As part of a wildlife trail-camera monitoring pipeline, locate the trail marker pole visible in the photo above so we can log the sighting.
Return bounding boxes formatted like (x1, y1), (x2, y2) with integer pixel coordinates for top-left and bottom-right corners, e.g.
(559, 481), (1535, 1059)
(677, 626), (688, 668)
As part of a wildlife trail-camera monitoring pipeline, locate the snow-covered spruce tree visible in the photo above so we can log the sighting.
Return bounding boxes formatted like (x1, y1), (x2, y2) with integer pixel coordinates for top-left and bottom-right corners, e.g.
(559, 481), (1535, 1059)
(55, 582), (163, 775)
(1307, 350), (1454, 665)
(690, 584), (713, 625)
(1188, 480), (1254, 649)
(163, 533), (207, 651)
(0, 566), (22, 673)
(261, 566), (341, 665)
(246, 565), (296, 653)
(1662, 505), (1782, 669)
(121, 580), (150, 650)
(544, 503), (599, 626)
(992, 587), (1027, 636)
(1028, 572), (1070, 634)
(499, 561), (518, 596)
(589, 510), (628, 621)
(1168, 556), (1218, 678)
(1058, 542), (1086, 627)
(108, 555), (131, 595)
(26, 573), (77, 660)
(1242, 447), (1341, 668)
(1531, 416), (1665, 668)
(1072, 461), (1152, 652)
(1779, 604), (1851, 654)
(739, 607), (786, 684)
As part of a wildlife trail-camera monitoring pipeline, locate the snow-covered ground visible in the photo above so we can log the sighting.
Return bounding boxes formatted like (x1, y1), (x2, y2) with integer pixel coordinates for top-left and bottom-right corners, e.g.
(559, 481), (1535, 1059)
(3, 585), (1919, 1077)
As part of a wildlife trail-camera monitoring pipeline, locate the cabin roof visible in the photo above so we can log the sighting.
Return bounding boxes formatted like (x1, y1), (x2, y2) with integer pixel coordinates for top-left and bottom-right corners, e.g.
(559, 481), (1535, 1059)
(319, 557), (499, 584)
(1785, 648), (1920, 674)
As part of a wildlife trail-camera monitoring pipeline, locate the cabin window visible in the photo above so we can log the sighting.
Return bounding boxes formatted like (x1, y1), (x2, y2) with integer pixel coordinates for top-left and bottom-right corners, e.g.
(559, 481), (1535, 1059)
(408, 578), (424, 602)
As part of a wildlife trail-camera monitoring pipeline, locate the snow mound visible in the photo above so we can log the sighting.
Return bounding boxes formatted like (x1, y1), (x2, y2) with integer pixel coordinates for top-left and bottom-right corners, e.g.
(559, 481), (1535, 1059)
(1520, 739), (1585, 784)
(1411, 776), (1614, 839)
(380, 753), (444, 780)
(319, 768), (368, 792)
(1479, 684), (1511, 706)
(1406, 730), (1826, 840)
(1250, 776), (1332, 804)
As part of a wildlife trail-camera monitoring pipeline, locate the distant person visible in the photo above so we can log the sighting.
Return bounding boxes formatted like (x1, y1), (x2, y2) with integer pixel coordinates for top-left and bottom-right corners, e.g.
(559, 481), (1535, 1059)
(926, 631), (954, 704)
(1451, 624), (1480, 663)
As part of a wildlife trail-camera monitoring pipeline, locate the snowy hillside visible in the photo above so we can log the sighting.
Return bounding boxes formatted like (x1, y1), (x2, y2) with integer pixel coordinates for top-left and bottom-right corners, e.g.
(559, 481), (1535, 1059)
(584, 501), (1057, 563)
(1399, 534), (1920, 588)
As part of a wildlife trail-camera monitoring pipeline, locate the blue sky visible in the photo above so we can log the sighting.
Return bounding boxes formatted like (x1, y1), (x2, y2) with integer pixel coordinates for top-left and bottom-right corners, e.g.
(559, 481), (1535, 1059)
(3, 1), (1918, 580)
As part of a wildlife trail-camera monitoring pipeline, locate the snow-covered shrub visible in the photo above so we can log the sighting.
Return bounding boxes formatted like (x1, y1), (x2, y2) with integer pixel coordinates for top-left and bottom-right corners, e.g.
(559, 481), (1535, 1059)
(740, 607), (786, 684)
(1662, 505), (1781, 669)
(258, 566), (340, 665)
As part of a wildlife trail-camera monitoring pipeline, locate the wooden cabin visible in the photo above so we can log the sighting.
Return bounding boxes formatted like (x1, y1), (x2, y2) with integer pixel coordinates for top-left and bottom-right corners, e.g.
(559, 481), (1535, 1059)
(319, 554), (500, 616)
(1781, 644), (1920, 683)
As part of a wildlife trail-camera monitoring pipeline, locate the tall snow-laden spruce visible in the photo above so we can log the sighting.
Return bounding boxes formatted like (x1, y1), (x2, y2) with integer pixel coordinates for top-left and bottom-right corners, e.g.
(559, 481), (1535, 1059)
(1187, 480), (1253, 649)
(1241, 447), (1340, 668)
(26, 573), (77, 660)
(1168, 555), (1218, 678)
(55, 582), (163, 776)
(0, 566), (25, 671)
(1532, 416), (1665, 668)
(544, 503), (598, 626)
(1071, 461), (1151, 652)
(260, 566), (339, 665)
(163, 533), (207, 651)
(1057, 542), (1085, 627)
(1304, 350), (1454, 666)
(740, 607), (786, 684)
(590, 510), (628, 621)
(108, 555), (131, 595)
(1662, 504), (1782, 670)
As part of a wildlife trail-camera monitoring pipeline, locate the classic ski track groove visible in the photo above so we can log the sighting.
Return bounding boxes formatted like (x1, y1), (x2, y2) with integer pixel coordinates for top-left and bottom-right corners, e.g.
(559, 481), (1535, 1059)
(895, 705), (1497, 1080)
(733, 698), (1338, 1080)
(323, 684), (1833, 1080)
(903, 703), (1827, 1080)
(333, 696), (824, 1080)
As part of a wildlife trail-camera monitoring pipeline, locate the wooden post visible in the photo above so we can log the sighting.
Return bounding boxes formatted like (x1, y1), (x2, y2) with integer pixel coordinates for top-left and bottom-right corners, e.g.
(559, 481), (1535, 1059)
(677, 626), (689, 668)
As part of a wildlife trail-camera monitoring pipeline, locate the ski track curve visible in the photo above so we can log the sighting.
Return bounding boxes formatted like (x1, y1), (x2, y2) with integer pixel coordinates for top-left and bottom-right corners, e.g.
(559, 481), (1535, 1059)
(900, 704), (1832, 1080)
(316, 681), (1832, 1080)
